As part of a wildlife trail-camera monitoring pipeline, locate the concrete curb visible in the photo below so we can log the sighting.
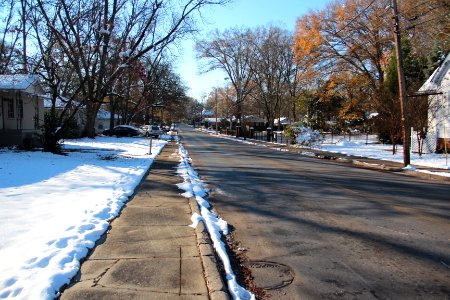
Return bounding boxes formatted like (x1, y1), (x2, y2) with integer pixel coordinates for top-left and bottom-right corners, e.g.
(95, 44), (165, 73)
(188, 198), (230, 300)
(201, 131), (450, 183)
(351, 159), (403, 171)
(351, 159), (450, 182)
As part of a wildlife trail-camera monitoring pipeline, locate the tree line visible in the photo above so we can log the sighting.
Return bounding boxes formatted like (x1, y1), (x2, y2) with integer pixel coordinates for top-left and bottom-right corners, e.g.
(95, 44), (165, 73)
(0, 0), (228, 151)
(197, 0), (449, 150)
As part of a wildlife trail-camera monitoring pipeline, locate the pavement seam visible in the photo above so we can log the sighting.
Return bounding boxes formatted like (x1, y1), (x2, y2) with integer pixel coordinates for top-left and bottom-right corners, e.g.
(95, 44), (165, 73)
(90, 284), (203, 295)
(170, 139), (229, 299)
(179, 247), (182, 296)
(92, 259), (120, 287)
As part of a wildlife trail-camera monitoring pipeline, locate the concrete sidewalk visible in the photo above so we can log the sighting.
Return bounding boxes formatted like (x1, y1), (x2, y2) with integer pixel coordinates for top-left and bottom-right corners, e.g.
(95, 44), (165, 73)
(60, 140), (228, 300)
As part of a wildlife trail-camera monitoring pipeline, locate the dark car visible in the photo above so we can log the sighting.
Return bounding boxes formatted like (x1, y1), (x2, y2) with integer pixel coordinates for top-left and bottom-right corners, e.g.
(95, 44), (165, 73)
(103, 125), (143, 137)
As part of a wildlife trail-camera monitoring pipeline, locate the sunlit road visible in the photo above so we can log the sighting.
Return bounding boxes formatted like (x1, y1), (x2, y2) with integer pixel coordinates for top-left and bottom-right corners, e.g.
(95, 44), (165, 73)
(179, 125), (450, 299)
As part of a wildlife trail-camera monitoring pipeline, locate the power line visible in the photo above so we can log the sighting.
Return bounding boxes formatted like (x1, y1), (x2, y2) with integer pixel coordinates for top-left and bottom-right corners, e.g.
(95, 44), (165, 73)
(401, 0), (430, 15)
(402, 0), (445, 18)
(333, 0), (379, 36)
(405, 15), (445, 30)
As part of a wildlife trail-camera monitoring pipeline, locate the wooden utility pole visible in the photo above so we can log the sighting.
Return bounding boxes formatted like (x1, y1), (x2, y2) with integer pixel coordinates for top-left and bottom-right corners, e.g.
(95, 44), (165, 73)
(215, 88), (218, 134)
(391, 0), (410, 166)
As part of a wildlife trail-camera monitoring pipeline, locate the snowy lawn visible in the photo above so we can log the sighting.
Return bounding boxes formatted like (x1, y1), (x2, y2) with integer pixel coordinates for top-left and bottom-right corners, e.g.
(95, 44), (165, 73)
(208, 130), (450, 175)
(317, 134), (450, 172)
(0, 136), (168, 299)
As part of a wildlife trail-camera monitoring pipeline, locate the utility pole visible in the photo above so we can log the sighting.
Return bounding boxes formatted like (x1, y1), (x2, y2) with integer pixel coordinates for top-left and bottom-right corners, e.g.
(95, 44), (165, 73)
(391, 0), (410, 167)
(215, 88), (218, 134)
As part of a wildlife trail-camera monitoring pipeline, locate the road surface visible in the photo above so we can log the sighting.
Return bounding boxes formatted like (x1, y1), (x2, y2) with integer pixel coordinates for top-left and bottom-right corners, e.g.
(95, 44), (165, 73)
(180, 126), (450, 299)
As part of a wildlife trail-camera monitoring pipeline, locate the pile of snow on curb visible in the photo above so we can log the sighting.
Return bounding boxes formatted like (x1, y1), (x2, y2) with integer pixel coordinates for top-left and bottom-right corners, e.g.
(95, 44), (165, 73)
(175, 140), (255, 300)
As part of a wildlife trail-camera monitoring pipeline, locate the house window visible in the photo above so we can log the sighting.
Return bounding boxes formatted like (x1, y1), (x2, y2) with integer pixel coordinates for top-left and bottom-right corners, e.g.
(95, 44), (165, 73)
(7, 98), (14, 118)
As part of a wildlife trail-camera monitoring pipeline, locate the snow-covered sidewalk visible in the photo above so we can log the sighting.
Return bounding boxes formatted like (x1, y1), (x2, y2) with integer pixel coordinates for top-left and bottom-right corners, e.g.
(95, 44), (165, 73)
(0, 136), (167, 299)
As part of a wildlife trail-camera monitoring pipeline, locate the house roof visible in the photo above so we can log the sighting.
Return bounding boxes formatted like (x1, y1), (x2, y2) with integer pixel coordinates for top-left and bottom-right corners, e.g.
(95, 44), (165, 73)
(419, 53), (450, 93)
(274, 117), (291, 125)
(245, 115), (266, 123)
(205, 117), (226, 122)
(202, 109), (214, 117)
(97, 109), (120, 119)
(43, 94), (72, 109)
(0, 74), (41, 91)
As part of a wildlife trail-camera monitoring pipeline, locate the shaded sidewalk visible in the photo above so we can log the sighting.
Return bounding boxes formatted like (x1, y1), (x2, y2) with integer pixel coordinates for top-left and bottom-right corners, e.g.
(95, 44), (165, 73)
(59, 140), (228, 299)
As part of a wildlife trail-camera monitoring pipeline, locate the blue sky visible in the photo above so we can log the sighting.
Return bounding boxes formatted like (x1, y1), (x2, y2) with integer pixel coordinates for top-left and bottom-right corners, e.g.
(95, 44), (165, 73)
(175, 0), (331, 101)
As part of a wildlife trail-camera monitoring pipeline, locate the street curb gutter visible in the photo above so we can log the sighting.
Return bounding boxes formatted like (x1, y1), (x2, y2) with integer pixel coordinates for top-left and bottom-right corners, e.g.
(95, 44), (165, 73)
(200, 131), (450, 183)
(189, 198), (230, 300)
(351, 160), (450, 182)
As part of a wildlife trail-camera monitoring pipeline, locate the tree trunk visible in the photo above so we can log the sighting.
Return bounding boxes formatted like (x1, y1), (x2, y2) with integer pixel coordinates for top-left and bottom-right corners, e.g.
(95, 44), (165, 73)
(109, 96), (116, 130)
(292, 100), (296, 121)
(84, 102), (101, 138)
(391, 136), (398, 155)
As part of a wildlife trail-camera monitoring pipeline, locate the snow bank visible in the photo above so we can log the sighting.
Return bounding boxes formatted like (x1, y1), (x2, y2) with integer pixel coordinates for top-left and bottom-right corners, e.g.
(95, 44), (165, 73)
(292, 126), (324, 147)
(175, 139), (255, 300)
(335, 140), (361, 147)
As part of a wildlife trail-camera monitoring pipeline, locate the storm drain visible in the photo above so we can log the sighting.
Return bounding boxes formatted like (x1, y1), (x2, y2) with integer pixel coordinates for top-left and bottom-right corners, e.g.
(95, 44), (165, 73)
(242, 261), (294, 290)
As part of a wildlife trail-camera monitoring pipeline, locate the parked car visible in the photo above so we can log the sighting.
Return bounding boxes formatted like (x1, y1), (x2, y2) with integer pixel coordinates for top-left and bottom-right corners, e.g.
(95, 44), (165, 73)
(140, 125), (163, 138)
(103, 125), (143, 137)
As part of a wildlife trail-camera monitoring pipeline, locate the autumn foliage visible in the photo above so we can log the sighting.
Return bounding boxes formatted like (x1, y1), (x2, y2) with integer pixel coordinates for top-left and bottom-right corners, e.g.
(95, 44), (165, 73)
(293, 0), (449, 140)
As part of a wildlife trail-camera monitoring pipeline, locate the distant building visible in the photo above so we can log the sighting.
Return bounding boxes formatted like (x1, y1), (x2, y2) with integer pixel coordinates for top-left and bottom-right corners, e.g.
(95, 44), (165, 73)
(43, 95), (86, 137)
(96, 109), (121, 133)
(44, 96), (122, 136)
(244, 115), (267, 131)
(274, 117), (292, 130)
(419, 53), (450, 152)
(0, 74), (45, 148)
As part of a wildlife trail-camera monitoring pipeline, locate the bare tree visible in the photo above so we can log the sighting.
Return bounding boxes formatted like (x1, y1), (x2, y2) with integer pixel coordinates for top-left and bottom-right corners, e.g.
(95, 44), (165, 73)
(250, 26), (293, 129)
(0, 0), (24, 73)
(141, 58), (188, 125)
(34, 0), (228, 138)
(196, 28), (257, 138)
(283, 39), (302, 122)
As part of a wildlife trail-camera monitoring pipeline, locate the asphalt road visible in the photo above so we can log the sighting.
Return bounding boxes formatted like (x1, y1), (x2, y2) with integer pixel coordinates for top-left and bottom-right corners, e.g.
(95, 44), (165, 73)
(179, 125), (450, 299)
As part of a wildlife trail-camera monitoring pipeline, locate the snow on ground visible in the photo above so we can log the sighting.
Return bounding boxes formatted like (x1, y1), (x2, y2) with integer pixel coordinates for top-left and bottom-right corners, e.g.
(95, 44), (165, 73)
(175, 137), (255, 300)
(1, 129), (447, 298)
(0, 136), (167, 299)
(207, 130), (450, 176)
(318, 135), (450, 173)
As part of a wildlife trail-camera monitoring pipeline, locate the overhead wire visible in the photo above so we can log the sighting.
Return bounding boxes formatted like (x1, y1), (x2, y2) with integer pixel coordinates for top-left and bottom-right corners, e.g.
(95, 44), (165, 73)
(400, 0), (430, 15)
(297, 0), (446, 82)
(333, 0), (379, 36)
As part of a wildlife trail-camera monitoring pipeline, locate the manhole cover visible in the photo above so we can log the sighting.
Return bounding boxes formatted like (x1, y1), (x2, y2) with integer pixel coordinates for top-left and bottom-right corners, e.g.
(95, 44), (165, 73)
(242, 261), (294, 290)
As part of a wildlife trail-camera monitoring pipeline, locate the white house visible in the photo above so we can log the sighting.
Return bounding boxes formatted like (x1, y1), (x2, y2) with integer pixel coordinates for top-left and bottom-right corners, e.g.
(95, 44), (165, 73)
(419, 53), (450, 152)
(95, 109), (121, 133)
(0, 74), (45, 148)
